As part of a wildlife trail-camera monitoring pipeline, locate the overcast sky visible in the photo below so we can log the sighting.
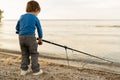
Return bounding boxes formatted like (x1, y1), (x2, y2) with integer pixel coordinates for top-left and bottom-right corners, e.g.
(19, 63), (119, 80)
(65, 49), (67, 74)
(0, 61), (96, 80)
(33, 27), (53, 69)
(0, 0), (120, 19)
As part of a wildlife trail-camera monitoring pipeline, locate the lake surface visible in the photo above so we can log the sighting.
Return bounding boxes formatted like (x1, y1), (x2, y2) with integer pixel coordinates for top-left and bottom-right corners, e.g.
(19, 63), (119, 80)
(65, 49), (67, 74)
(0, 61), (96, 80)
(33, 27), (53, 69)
(0, 20), (120, 63)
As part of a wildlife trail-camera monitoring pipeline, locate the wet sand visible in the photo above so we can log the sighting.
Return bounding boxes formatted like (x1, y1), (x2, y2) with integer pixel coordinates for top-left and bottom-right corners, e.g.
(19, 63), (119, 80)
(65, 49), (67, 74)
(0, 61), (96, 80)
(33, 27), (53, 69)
(0, 53), (120, 80)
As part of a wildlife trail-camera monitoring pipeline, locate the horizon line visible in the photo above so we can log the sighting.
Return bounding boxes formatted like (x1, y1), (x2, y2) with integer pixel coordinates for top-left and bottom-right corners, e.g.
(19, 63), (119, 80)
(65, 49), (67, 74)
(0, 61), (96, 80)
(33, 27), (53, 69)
(2, 19), (120, 21)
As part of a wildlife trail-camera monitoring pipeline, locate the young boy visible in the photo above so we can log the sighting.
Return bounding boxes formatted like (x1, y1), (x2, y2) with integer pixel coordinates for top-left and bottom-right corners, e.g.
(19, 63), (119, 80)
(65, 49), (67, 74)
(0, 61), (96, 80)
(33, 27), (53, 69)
(16, 0), (43, 75)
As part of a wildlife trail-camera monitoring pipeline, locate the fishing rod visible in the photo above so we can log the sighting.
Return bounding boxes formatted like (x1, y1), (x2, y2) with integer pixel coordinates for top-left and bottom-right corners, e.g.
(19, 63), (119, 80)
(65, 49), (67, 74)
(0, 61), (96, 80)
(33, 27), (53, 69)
(38, 38), (113, 63)
(16, 31), (113, 65)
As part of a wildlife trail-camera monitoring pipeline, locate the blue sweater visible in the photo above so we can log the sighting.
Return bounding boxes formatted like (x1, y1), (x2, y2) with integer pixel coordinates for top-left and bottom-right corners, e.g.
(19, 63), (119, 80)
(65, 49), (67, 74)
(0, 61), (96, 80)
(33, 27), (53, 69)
(16, 13), (43, 38)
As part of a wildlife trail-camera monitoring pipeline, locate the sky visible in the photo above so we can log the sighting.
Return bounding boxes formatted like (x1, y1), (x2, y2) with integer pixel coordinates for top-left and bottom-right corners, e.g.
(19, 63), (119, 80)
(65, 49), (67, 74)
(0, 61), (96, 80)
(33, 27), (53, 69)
(0, 0), (120, 19)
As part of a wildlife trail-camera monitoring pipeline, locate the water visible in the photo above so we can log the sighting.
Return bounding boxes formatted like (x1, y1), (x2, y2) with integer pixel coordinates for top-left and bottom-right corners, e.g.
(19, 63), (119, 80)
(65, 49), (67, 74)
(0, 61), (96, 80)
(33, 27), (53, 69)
(0, 20), (120, 63)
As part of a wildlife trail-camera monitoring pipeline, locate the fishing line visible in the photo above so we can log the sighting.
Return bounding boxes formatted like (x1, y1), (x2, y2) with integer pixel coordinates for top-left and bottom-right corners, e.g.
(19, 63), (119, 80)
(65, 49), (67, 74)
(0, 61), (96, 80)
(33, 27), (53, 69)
(64, 46), (70, 67)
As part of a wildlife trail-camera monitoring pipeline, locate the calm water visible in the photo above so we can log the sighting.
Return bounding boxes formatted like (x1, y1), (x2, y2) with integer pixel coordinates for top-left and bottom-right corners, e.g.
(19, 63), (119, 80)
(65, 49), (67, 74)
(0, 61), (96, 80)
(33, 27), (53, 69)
(0, 20), (120, 62)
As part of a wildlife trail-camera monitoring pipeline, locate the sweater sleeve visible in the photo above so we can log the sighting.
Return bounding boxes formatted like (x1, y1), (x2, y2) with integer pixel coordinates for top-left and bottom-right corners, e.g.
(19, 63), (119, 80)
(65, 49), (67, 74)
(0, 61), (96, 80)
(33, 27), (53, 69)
(36, 19), (43, 38)
(15, 20), (20, 33)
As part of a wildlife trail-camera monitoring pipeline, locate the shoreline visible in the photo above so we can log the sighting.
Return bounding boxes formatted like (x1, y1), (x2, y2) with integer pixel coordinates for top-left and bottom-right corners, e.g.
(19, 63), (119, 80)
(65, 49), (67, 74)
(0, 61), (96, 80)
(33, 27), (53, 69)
(0, 52), (120, 80)
(1, 48), (120, 75)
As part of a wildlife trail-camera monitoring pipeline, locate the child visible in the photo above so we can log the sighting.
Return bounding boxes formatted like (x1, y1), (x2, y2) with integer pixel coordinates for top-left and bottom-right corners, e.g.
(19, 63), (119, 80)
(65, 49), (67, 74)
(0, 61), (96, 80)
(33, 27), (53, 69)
(16, 0), (43, 75)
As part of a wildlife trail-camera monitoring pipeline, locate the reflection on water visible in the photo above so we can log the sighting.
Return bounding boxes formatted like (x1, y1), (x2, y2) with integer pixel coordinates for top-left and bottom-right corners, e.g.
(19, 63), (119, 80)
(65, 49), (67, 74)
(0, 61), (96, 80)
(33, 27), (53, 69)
(0, 20), (120, 62)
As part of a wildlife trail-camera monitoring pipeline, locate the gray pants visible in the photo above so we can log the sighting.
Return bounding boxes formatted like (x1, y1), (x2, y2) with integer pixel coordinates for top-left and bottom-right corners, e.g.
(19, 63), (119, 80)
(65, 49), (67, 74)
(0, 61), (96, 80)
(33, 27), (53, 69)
(19, 35), (40, 73)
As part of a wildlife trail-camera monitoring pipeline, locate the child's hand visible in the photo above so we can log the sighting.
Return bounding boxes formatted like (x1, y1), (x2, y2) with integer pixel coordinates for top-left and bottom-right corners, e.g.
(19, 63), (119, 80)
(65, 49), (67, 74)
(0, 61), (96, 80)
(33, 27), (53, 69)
(16, 31), (19, 34)
(38, 38), (43, 45)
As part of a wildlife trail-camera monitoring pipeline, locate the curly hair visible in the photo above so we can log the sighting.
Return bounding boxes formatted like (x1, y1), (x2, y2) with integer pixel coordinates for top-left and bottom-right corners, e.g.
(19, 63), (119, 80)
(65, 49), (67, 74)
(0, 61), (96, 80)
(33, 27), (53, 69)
(26, 0), (41, 12)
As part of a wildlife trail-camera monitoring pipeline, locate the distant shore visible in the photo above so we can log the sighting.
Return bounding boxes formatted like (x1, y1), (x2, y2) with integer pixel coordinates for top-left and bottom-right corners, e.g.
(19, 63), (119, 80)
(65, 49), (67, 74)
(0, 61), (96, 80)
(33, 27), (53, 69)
(2, 19), (120, 21)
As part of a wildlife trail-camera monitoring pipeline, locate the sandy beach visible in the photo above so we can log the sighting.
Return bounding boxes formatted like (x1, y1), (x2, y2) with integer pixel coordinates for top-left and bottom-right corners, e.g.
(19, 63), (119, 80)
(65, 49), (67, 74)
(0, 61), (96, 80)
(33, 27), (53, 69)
(0, 53), (120, 80)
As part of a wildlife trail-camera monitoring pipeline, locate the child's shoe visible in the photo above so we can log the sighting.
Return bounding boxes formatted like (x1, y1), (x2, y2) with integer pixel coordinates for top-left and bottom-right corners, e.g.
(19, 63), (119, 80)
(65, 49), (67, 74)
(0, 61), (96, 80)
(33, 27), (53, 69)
(20, 70), (28, 75)
(33, 69), (43, 75)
